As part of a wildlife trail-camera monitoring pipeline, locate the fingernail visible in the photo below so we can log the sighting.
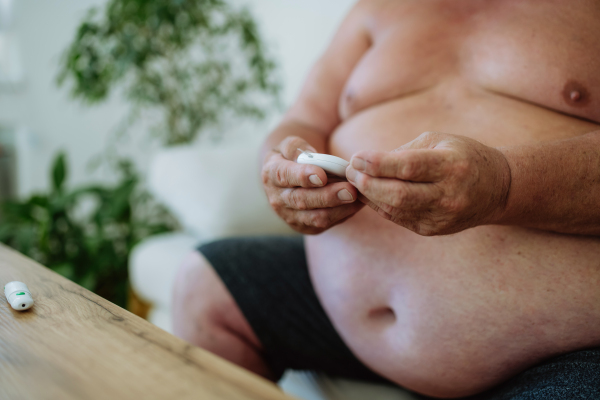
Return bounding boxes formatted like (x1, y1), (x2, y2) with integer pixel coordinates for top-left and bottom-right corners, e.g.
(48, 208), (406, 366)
(346, 168), (358, 183)
(352, 157), (366, 172)
(309, 175), (323, 186)
(337, 189), (354, 202)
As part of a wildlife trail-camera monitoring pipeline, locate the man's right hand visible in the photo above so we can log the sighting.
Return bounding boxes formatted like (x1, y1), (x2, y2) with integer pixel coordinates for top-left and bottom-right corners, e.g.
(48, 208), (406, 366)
(261, 136), (364, 234)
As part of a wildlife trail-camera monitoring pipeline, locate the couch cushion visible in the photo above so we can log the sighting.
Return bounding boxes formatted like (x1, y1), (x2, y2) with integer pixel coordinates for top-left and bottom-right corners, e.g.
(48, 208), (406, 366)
(148, 143), (295, 241)
(129, 232), (199, 307)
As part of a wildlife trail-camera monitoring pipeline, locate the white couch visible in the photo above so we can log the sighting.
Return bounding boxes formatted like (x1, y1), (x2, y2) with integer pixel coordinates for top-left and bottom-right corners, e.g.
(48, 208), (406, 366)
(129, 140), (419, 400)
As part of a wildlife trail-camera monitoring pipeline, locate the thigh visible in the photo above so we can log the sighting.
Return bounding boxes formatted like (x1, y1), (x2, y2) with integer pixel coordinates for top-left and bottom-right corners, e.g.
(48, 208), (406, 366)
(198, 236), (391, 384)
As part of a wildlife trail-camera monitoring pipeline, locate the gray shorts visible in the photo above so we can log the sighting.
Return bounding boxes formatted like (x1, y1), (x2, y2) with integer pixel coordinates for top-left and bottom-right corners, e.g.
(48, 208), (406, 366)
(198, 236), (600, 399)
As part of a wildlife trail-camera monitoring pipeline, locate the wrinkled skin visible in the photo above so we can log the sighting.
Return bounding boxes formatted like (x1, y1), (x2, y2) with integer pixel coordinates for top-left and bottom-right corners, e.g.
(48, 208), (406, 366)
(262, 135), (364, 234)
(347, 132), (512, 236)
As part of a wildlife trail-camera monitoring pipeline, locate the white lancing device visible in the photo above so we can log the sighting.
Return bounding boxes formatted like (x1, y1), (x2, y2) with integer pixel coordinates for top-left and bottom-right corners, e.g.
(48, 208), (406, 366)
(296, 152), (350, 178)
(4, 281), (34, 311)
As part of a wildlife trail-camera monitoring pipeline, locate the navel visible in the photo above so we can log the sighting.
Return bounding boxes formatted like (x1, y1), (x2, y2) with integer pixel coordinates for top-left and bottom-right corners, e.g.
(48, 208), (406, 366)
(562, 80), (591, 107)
(340, 89), (358, 119)
(344, 90), (357, 108)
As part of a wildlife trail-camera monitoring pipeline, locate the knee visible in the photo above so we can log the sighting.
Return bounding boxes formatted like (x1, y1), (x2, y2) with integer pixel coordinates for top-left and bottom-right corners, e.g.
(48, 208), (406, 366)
(173, 251), (210, 306)
(172, 251), (225, 336)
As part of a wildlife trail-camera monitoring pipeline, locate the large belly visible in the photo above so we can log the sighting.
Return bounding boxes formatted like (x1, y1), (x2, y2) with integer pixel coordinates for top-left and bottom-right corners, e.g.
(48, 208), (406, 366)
(305, 87), (600, 397)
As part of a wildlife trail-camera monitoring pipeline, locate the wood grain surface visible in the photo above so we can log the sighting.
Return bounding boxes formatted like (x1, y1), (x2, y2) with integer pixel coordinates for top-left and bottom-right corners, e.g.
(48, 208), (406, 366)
(0, 244), (297, 400)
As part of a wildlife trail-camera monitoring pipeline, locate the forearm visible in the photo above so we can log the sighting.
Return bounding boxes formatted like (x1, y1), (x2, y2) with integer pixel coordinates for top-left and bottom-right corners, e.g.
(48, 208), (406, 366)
(260, 118), (328, 165)
(496, 130), (600, 235)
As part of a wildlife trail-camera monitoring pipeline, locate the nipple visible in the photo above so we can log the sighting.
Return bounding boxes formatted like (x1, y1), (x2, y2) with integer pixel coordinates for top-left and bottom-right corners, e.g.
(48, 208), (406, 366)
(562, 80), (590, 107)
(570, 91), (581, 102)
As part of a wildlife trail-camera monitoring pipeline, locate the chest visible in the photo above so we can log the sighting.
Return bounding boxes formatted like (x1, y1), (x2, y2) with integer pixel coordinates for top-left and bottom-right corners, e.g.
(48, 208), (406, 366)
(340, 0), (600, 123)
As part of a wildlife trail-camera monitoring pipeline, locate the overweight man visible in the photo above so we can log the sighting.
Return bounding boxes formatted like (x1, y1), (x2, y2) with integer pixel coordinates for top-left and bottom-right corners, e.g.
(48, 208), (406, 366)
(172, 1), (600, 398)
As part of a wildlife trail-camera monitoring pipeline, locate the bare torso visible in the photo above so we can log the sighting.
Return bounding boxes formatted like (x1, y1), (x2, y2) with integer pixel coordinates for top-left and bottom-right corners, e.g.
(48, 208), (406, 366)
(305, 0), (600, 396)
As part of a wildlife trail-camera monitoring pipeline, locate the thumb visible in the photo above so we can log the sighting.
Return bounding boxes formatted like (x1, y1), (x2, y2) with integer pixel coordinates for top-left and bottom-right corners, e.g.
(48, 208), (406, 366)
(279, 136), (317, 161)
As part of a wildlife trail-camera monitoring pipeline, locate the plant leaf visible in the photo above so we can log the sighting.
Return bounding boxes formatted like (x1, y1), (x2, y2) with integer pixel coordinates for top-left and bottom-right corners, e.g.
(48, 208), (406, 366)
(52, 153), (68, 193)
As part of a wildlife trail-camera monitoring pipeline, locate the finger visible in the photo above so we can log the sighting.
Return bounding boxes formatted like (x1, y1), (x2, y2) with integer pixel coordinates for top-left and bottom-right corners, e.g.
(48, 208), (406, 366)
(358, 193), (402, 219)
(280, 182), (358, 210)
(358, 194), (394, 220)
(294, 202), (364, 230)
(279, 136), (317, 161)
(349, 149), (450, 182)
(266, 154), (328, 188)
(348, 168), (442, 210)
(358, 194), (430, 235)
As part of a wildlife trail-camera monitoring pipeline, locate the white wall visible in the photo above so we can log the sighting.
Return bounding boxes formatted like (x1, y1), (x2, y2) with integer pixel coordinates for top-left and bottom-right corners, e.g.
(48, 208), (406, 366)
(0, 0), (355, 196)
(242, 0), (356, 104)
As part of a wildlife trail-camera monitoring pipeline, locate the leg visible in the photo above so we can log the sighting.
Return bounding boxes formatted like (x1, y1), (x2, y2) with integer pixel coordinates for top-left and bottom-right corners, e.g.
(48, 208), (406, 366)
(172, 251), (274, 379)
(173, 236), (390, 383)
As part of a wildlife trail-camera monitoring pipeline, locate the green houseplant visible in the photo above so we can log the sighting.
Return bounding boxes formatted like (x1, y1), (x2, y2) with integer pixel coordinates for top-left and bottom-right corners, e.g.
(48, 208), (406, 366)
(0, 154), (177, 308)
(0, 0), (280, 306)
(57, 0), (281, 145)
(0, 0), (280, 308)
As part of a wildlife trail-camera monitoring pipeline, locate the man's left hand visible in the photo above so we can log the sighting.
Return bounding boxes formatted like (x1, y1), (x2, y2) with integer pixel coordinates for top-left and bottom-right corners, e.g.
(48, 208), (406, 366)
(346, 132), (512, 236)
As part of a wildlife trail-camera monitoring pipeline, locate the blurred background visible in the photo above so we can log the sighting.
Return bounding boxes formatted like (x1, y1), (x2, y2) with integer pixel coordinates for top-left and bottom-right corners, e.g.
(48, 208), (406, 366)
(0, 0), (356, 195)
(0, 0), (354, 313)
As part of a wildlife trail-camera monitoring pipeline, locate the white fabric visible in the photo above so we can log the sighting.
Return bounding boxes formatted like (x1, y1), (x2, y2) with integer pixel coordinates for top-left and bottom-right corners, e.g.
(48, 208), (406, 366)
(147, 307), (173, 334)
(148, 143), (294, 240)
(129, 232), (198, 308)
(280, 371), (420, 400)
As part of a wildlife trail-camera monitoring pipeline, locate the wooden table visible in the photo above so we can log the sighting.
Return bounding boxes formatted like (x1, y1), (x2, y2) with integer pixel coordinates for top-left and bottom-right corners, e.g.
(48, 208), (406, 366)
(0, 245), (298, 400)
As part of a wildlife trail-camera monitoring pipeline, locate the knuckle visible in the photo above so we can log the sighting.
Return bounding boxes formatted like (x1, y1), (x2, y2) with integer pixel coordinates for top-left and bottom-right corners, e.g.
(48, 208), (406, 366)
(420, 131), (435, 141)
(268, 196), (279, 209)
(269, 198), (285, 214)
(313, 217), (330, 230)
(261, 167), (270, 185)
(283, 212), (297, 226)
(453, 159), (471, 177)
(314, 195), (328, 209)
(275, 168), (285, 186)
(402, 159), (420, 179)
(290, 191), (308, 210)
(441, 196), (468, 214)
(309, 211), (331, 229)
(421, 131), (439, 139)
(419, 131), (444, 147)
(390, 192), (406, 208)
(273, 194), (286, 208)
(279, 166), (299, 187)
